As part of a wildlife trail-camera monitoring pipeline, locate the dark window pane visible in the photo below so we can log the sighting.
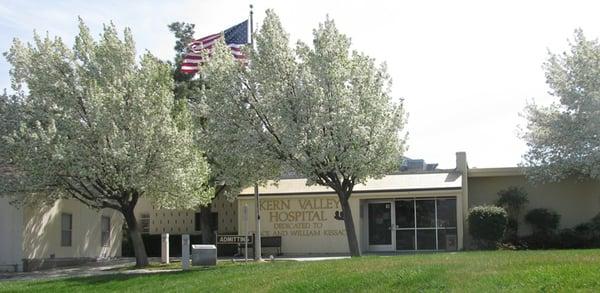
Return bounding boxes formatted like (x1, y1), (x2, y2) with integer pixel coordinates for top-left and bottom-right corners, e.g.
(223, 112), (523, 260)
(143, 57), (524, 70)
(61, 213), (72, 247)
(416, 200), (435, 228)
(416, 230), (436, 250)
(395, 200), (414, 228)
(61, 213), (72, 230)
(437, 198), (457, 228)
(61, 231), (71, 247)
(438, 229), (457, 250)
(101, 216), (110, 247)
(396, 230), (415, 250)
(368, 203), (391, 245)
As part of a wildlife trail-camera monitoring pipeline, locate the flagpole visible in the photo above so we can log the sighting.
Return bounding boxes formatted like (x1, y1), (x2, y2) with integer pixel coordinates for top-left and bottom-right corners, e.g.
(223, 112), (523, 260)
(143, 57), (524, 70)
(249, 4), (262, 262)
(249, 4), (254, 46)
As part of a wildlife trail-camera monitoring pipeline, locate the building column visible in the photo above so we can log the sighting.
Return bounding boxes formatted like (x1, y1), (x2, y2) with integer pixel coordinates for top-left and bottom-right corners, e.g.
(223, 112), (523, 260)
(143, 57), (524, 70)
(182, 234), (190, 270)
(456, 152), (469, 250)
(161, 233), (170, 264)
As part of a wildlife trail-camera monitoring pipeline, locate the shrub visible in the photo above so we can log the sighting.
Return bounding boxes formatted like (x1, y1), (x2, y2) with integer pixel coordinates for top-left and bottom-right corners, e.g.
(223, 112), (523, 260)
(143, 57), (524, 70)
(496, 187), (529, 215)
(496, 187), (528, 241)
(519, 212), (600, 250)
(589, 213), (600, 230)
(557, 228), (587, 249)
(525, 208), (560, 234)
(468, 205), (508, 249)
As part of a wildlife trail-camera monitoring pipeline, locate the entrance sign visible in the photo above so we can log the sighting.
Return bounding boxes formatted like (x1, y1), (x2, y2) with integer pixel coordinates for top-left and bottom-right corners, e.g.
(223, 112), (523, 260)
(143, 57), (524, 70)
(217, 234), (253, 245)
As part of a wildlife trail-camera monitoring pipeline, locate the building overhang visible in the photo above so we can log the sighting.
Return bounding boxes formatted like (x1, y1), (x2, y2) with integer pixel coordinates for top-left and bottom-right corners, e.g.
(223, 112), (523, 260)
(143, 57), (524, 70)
(468, 167), (525, 178)
(238, 172), (463, 197)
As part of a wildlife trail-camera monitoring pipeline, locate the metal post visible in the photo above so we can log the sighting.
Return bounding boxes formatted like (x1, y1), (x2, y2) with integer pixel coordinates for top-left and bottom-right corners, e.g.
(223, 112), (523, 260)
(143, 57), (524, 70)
(254, 183), (262, 260)
(244, 204), (249, 262)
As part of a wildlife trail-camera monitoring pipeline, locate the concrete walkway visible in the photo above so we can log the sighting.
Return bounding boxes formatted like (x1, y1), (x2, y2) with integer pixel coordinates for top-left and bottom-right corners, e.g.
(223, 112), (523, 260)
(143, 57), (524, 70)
(0, 259), (180, 282)
(0, 256), (350, 282)
(274, 256), (349, 262)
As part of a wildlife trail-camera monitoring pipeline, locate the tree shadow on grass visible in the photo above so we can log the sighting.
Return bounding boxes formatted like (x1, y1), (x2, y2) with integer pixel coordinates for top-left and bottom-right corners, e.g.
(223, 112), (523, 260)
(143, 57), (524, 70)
(17, 267), (220, 291)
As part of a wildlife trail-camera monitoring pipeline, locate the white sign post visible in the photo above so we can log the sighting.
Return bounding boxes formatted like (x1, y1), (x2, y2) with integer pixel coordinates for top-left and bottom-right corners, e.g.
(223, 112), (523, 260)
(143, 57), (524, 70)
(182, 234), (190, 270)
(161, 233), (170, 264)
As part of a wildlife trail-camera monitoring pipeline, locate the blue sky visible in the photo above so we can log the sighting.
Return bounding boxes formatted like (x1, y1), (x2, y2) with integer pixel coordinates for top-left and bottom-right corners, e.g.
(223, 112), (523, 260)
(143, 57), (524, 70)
(1, 0), (599, 168)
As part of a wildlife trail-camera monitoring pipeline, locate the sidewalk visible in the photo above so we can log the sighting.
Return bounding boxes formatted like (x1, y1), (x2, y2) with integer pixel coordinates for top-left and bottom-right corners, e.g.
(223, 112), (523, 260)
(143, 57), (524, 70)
(0, 255), (351, 282)
(0, 258), (178, 282)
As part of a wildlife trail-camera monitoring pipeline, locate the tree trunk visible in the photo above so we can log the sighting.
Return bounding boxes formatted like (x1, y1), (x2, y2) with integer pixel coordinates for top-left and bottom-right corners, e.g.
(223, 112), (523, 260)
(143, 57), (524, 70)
(123, 208), (149, 267)
(338, 192), (361, 257)
(200, 204), (214, 244)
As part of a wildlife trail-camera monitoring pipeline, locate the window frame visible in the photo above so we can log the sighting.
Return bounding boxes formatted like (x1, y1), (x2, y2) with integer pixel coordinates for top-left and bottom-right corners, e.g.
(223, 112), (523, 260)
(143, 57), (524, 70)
(61, 213), (72, 247)
(101, 216), (111, 247)
(393, 197), (457, 251)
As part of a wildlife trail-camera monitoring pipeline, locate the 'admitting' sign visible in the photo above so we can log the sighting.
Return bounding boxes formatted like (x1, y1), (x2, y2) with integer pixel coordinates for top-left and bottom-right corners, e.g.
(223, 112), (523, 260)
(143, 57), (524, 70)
(217, 235), (253, 245)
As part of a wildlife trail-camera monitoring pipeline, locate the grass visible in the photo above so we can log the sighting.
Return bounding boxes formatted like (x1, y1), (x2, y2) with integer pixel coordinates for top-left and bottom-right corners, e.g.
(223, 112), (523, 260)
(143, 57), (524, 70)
(105, 261), (185, 272)
(3, 249), (600, 292)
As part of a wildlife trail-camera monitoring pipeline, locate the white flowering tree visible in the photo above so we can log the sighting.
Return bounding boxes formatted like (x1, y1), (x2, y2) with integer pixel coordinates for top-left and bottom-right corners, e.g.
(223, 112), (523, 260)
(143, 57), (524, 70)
(523, 30), (600, 183)
(167, 22), (281, 244)
(1, 20), (214, 267)
(202, 10), (407, 256)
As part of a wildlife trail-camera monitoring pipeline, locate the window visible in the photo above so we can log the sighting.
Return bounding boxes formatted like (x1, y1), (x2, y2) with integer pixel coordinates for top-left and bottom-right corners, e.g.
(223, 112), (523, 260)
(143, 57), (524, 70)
(436, 198), (457, 250)
(395, 200), (414, 228)
(140, 213), (150, 234)
(416, 200), (436, 228)
(393, 198), (457, 251)
(61, 213), (72, 247)
(101, 216), (110, 247)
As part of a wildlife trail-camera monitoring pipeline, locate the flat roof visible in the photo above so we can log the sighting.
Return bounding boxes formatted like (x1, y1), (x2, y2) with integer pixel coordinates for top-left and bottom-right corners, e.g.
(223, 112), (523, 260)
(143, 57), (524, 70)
(468, 167), (525, 177)
(239, 172), (462, 196)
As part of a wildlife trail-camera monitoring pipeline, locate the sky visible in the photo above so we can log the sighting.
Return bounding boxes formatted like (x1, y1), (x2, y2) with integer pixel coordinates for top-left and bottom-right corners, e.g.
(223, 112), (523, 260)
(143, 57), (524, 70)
(1, 0), (599, 169)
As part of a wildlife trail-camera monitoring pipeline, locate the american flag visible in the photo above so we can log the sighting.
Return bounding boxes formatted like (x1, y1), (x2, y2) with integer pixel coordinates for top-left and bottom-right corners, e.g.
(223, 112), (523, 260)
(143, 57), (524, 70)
(180, 20), (249, 74)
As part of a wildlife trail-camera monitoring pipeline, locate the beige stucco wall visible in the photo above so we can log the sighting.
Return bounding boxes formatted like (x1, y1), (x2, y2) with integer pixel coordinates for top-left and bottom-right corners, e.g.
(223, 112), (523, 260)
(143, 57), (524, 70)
(135, 195), (238, 235)
(237, 190), (463, 255)
(468, 175), (600, 244)
(22, 198), (123, 259)
(0, 197), (23, 271)
(213, 196), (238, 234)
(238, 194), (355, 255)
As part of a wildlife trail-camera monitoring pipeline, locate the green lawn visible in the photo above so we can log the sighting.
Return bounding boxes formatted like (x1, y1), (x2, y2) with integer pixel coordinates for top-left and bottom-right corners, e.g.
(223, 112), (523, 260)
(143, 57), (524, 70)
(3, 249), (600, 292)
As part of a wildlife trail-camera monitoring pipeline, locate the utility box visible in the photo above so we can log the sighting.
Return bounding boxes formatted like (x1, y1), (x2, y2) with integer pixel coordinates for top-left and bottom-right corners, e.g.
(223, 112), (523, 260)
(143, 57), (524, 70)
(191, 244), (217, 266)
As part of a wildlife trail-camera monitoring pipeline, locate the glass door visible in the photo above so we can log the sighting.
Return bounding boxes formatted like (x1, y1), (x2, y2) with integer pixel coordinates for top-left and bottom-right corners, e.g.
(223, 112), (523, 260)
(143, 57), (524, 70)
(367, 202), (393, 251)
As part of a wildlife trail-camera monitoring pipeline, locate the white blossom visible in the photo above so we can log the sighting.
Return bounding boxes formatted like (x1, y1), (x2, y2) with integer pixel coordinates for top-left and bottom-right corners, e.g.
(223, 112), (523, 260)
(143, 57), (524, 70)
(201, 11), (407, 256)
(1, 19), (214, 266)
(522, 29), (600, 183)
